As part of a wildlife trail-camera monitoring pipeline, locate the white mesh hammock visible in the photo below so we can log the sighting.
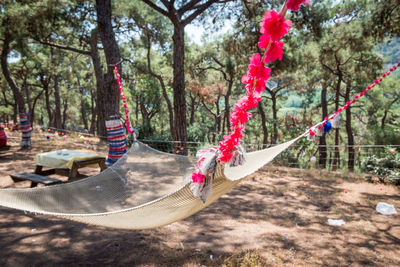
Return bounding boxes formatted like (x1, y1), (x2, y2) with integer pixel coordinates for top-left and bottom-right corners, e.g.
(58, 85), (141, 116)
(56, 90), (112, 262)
(0, 135), (304, 229)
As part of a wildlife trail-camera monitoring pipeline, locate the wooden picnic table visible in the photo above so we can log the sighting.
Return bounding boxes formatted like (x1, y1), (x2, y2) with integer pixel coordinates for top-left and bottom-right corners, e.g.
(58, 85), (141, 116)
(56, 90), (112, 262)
(10, 149), (106, 187)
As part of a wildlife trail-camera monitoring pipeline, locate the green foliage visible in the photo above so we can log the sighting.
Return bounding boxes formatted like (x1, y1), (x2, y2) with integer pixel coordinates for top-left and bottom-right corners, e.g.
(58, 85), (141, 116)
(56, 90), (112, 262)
(361, 150), (400, 184)
(187, 122), (208, 143)
(377, 36), (400, 67)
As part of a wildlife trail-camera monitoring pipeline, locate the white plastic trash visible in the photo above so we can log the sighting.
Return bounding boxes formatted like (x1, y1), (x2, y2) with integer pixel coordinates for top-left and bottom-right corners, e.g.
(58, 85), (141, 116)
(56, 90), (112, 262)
(376, 202), (397, 215)
(328, 219), (345, 226)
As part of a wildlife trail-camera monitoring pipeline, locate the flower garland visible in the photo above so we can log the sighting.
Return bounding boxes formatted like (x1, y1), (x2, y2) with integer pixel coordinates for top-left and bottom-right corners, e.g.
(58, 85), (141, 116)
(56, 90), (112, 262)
(191, 0), (311, 185)
(307, 60), (400, 140)
(114, 65), (136, 136)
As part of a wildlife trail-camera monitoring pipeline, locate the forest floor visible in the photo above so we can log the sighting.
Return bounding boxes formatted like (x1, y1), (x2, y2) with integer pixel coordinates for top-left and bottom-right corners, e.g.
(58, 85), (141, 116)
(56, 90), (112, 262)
(0, 130), (399, 267)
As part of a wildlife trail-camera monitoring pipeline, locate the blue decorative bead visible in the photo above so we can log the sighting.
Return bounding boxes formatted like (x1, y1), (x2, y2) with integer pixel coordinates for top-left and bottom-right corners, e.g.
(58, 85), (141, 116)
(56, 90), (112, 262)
(323, 121), (332, 133)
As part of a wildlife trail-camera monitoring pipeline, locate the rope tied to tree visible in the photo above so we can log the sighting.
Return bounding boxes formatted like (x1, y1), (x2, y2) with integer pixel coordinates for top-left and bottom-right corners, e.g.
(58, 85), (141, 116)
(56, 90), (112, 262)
(113, 64), (138, 140)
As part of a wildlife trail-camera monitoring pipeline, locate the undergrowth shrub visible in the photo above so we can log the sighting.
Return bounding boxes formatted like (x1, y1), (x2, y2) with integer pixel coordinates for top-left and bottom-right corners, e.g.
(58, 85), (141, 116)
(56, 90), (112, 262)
(361, 150), (400, 184)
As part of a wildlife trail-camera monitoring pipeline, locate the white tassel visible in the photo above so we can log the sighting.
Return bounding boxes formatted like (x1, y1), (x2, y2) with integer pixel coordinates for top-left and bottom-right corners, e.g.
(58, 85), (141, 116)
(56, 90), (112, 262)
(196, 147), (218, 174)
(331, 114), (340, 128)
(307, 133), (315, 141)
(315, 126), (324, 136)
(229, 145), (246, 167)
(190, 174), (213, 203)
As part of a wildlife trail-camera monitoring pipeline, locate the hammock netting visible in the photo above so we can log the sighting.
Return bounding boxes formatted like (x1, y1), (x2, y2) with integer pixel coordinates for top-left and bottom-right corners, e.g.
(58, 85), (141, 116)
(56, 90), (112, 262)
(0, 137), (301, 229)
(1, 0), (397, 230)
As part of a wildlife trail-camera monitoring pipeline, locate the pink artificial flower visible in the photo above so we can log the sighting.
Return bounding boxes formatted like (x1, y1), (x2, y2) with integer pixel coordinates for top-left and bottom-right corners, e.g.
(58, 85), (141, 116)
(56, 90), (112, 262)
(219, 151), (233, 163)
(218, 130), (244, 163)
(218, 137), (235, 162)
(258, 34), (271, 50)
(247, 53), (271, 82)
(231, 125), (245, 140)
(235, 93), (261, 110)
(258, 36), (284, 63)
(221, 134), (239, 150)
(286, 0), (311, 12)
(260, 10), (292, 41)
(191, 170), (205, 184)
(248, 92), (265, 108)
(230, 106), (252, 125)
(242, 75), (267, 93)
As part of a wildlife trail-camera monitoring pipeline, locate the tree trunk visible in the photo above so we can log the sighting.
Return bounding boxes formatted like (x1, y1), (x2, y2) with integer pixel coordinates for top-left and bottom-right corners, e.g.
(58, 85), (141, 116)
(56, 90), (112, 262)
(31, 89), (44, 126)
(41, 76), (53, 127)
(90, 28), (106, 138)
(258, 101), (269, 148)
(96, 0), (121, 120)
(135, 95), (139, 122)
(345, 83), (355, 172)
(89, 88), (96, 134)
(271, 92), (278, 145)
(381, 97), (399, 130)
(216, 96), (221, 133)
(1, 35), (26, 113)
(145, 39), (174, 141)
(53, 75), (62, 129)
(172, 24), (187, 154)
(76, 74), (88, 130)
(319, 86), (328, 169)
(139, 100), (152, 137)
(62, 98), (68, 129)
(12, 103), (18, 125)
(224, 79), (233, 134)
(23, 74), (33, 124)
(332, 77), (342, 171)
(189, 93), (196, 125)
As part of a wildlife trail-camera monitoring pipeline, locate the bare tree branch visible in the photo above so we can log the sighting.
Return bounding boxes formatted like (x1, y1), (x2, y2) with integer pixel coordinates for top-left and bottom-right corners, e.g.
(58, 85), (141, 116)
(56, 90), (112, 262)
(183, 0), (231, 26)
(178, 0), (203, 16)
(36, 40), (90, 55)
(141, 0), (169, 17)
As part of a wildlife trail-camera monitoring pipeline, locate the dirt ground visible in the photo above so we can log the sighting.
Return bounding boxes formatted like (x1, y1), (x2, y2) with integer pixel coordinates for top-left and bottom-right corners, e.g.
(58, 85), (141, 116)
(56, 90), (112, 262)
(0, 131), (399, 267)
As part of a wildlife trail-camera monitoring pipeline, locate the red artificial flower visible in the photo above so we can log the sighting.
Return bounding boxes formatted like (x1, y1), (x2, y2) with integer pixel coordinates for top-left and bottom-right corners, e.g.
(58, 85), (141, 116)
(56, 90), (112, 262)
(230, 107), (252, 126)
(191, 170), (205, 184)
(218, 135), (236, 162)
(242, 75), (268, 93)
(260, 10), (292, 41)
(219, 151), (233, 163)
(286, 0), (311, 12)
(247, 53), (271, 82)
(258, 35), (284, 63)
(258, 34), (270, 49)
(218, 129), (245, 163)
(236, 93), (261, 110)
(220, 134), (239, 150)
(231, 125), (245, 140)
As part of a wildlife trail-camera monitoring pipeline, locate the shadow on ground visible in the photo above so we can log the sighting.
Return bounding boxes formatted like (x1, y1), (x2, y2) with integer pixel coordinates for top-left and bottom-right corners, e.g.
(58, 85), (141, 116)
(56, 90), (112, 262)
(0, 134), (399, 266)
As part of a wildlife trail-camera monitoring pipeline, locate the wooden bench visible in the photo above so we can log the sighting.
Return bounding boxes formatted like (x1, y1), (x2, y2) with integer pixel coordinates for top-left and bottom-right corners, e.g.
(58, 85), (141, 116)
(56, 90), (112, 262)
(68, 157), (106, 179)
(10, 172), (62, 188)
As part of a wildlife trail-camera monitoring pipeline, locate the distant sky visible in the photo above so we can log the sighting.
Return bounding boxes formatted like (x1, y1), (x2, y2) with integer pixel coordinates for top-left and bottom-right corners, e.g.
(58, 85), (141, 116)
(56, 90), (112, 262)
(185, 24), (205, 44)
(185, 21), (233, 45)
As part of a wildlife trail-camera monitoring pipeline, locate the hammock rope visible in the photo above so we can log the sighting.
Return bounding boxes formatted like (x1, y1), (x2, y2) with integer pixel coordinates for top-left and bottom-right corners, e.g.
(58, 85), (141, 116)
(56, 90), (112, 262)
(113, 65), (136, 137)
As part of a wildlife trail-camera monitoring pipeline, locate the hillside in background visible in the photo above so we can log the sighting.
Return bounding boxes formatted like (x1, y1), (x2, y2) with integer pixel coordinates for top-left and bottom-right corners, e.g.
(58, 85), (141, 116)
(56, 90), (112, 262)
(378, 36), (400, 68)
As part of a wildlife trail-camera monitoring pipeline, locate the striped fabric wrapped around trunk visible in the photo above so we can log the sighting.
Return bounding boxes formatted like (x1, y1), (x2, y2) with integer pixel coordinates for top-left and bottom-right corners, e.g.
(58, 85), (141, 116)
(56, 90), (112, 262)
(19, 113), (32, 147)
(105, 119), (127, 166)
(0, 127), (7, 146)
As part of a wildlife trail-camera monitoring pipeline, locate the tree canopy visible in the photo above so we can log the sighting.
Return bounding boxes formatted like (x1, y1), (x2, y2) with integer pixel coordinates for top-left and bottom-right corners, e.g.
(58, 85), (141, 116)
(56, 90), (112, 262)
(1, 0), (399, 162)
